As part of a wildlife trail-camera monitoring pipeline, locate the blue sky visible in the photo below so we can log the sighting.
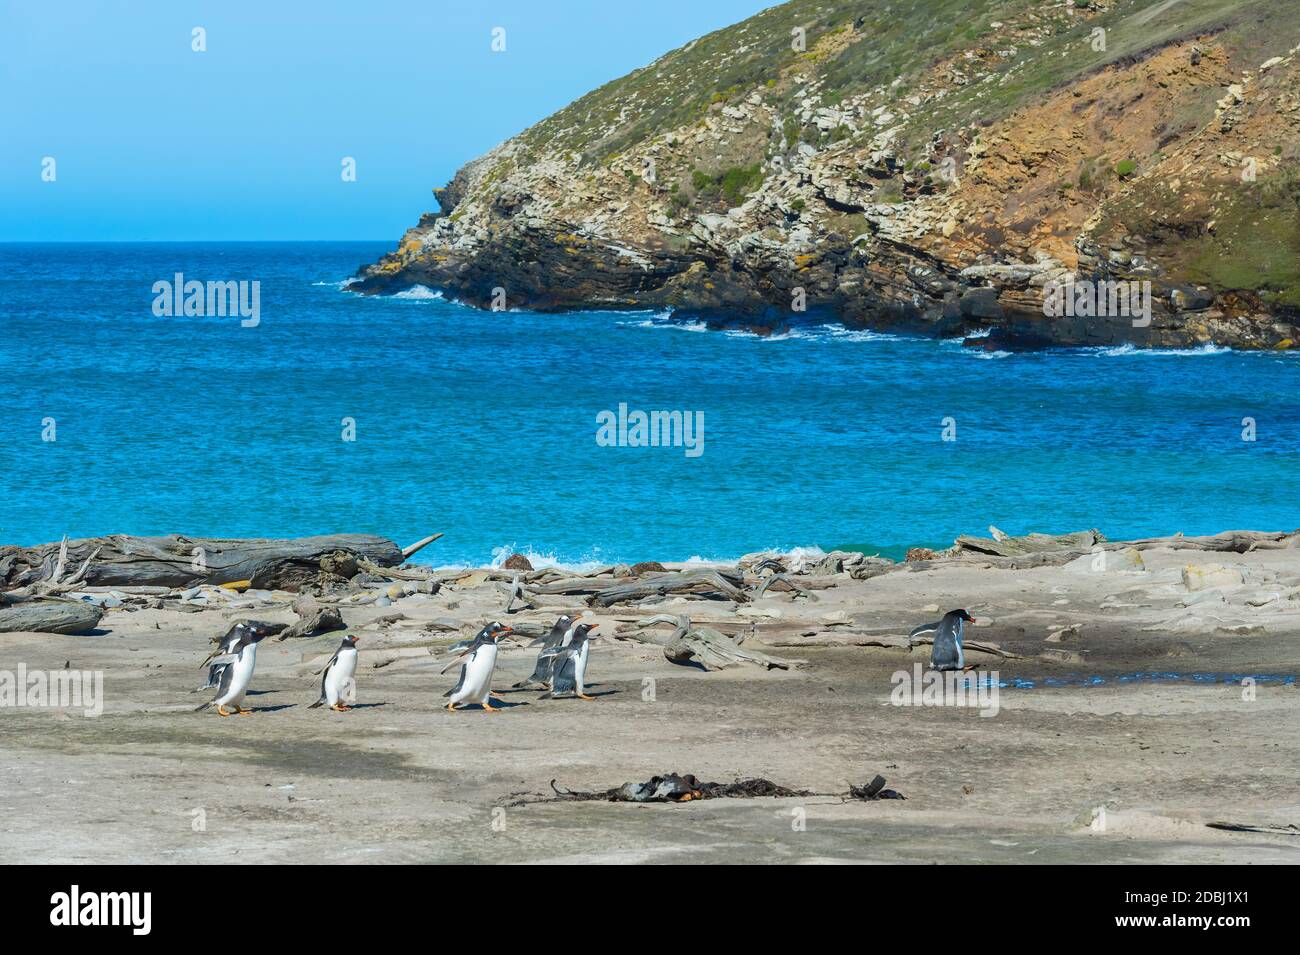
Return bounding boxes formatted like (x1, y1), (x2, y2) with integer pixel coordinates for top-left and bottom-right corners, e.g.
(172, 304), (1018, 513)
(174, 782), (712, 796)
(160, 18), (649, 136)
(1, 0), (771, 241)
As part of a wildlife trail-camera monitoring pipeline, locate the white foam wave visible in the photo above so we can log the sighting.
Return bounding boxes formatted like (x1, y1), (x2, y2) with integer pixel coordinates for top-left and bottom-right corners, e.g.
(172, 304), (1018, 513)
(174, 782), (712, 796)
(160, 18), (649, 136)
(621, 316), (710, 333)
(1093, 342), (1233, 357)
(311, 277), (362, 289)
(421, 543), (839, 573)
(489, 544), (607, 574)
(390, 285), (444, 300)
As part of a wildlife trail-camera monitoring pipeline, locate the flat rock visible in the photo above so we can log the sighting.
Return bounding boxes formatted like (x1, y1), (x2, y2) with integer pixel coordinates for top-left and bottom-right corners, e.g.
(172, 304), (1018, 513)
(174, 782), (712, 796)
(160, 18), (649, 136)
(1182, 563), (1245, 592)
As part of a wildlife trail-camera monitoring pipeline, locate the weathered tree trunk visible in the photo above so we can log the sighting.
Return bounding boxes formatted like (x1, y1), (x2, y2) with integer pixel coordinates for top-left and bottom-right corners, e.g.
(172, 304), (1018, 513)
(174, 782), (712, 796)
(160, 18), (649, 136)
(0, 599), (103, 635)
(589, 571), (750, 608)
(914, 529), (1300, 571)
(615, 614), (798, 670)
(0, 534), (404, 592)
(277, 595), (346, 641)
(953, 530), (1104, 558)
(1115, 530), (1300, 553)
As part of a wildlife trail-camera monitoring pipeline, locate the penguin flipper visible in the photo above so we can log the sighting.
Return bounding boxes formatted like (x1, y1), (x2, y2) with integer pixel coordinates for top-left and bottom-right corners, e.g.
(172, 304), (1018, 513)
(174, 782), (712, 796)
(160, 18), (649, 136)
(444, 662), (469, 698)
(439, 649), (474, 675)
(550, 653), (578, 696)
(312, 650), (340, 678)
(308, 698), (325, 709)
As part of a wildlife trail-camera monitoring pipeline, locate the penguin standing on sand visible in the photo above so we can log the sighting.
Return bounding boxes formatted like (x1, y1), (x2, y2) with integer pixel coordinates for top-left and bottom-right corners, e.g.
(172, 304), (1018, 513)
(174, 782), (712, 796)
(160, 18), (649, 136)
(540, 623), (599, 701)
(196, 621), (283, 692)
(512, 614), (578, 690)
(309, 635), (360, 711)
(195, 623), (274, 716)
(911, 609), (976, 671)
(443, 622), (513, 712)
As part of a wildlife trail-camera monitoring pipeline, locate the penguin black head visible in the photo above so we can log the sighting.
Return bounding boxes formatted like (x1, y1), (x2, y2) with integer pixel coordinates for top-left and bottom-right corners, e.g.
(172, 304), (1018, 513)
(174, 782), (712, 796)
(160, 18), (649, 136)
(244, 620), (287, 641)
(233, 621), (284, 648)
(340, 635), (359, 649)
(946, 609), (976, 624)
(480, 622), (514, 642)
(572, 623), (598, 643)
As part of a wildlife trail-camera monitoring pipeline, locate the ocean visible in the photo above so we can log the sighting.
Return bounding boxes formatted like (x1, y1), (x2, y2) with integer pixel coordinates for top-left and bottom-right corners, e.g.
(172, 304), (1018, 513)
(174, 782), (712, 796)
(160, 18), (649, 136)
(2, 241), (1297, 568)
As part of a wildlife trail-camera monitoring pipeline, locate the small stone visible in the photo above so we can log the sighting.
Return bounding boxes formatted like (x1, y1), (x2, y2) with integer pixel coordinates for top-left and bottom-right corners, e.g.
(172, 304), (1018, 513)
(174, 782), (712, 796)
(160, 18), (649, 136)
(1045, 625), (1079, 644)
(1182, 563), (1245, 592)
(502, 553), (533, 571)
(737, 605), (782, 619)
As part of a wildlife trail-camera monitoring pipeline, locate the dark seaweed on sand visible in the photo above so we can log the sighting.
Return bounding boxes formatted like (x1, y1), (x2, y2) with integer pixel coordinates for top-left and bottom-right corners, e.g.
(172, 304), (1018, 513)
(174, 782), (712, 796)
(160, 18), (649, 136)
(501, 773), (905, 806)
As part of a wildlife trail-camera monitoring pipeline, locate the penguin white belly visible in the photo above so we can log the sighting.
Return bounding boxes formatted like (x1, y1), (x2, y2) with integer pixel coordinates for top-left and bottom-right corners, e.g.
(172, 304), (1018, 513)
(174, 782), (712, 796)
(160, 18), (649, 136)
(574, 640), (590, 695)
(954, 622), (965, 669)
(451, 644), (498, 705)
(326, 648), (358, 706)
(216, 643), (258, 707)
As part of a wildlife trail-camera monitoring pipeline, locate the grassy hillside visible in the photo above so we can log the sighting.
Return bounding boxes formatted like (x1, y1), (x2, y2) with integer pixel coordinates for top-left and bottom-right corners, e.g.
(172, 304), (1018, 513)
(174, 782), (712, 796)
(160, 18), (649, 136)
(516, 0), (1272, 165)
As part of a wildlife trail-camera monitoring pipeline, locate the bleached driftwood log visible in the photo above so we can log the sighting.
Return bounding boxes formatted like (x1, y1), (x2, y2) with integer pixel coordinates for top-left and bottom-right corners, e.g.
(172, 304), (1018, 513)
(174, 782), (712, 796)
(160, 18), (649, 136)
(0, 537), (102, 603)
(1116, 530), (1300, 553)
(616, 613), (797, 670)
(589, 571), (750, 608)
(276, 594), (346, 641)
(913, 529), (1300, 571)
(0, 599), (103, 634)
(0, 534), (405, 592)
(953, 530), (1104, 558)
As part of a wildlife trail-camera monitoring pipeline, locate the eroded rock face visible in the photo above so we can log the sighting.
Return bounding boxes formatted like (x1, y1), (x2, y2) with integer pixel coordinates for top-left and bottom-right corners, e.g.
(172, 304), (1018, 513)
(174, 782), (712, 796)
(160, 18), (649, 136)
(355, 1), (1300, 350)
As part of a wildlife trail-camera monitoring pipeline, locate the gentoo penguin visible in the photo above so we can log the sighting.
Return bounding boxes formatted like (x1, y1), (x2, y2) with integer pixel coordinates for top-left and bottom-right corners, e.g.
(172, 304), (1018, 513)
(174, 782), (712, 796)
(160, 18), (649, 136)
(911, 609), (976, 671)
(512, 614), (579, 689)
(539, 623), (599, 701)
(308, 635), (360, 711)
(195, 622), (274, 716)
(443, 622), (513, 712)
(196, 621), (283, 692)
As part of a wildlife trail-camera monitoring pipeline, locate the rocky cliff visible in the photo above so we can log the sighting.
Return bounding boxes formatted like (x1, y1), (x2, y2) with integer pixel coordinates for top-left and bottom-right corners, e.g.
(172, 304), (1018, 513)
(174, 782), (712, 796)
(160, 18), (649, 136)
(354, 0), (1300, 350)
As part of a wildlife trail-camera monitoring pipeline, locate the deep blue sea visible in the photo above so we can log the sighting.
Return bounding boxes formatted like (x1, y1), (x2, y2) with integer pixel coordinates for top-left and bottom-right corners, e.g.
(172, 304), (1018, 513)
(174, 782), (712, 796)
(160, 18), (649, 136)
(2, 242), (1297, 567)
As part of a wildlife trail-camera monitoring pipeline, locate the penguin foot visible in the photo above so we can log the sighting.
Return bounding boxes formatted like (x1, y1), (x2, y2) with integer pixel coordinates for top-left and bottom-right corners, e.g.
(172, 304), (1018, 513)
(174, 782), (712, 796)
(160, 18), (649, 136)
(578, 693), (596, 701)
(482, 701), (500, 712)
(237, 707), (253, 715)
(330, 704), (351, 712)
(216, 704), (233, 717)
(446, 702), (457, 711)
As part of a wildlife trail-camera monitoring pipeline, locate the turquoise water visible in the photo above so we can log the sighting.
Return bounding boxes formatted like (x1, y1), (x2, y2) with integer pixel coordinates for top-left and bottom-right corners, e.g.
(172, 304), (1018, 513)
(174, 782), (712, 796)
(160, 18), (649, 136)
(2, 241), (1297, 567)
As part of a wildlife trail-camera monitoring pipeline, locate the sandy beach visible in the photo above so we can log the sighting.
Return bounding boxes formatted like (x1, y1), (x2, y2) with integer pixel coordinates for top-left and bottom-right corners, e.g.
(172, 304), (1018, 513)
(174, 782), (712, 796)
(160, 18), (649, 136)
(2, 534), (1298, 864)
